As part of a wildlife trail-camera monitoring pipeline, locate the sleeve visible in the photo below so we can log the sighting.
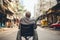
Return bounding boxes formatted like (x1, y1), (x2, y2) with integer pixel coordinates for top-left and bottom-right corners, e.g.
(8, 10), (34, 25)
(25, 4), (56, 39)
(32, 19), (37, 29)
(33, 18), (37, 29)
(34, 22), (37, 29)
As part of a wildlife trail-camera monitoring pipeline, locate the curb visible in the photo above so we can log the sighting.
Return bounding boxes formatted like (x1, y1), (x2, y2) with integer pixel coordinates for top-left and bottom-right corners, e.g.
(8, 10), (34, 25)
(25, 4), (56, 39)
(0, 28), (18, 35)
(0, 28), (13, 32)
(0, 28), (7, 32)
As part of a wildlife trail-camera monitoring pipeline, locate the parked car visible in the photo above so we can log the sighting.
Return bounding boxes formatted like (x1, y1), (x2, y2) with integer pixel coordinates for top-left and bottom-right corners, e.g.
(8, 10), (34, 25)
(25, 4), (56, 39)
(50, 21), (60, 28)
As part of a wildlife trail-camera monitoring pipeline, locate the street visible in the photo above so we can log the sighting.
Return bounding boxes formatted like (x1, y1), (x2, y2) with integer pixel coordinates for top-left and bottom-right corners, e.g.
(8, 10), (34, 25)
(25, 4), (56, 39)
(0, 27), (60, 40)
(0, 0), (60, 40)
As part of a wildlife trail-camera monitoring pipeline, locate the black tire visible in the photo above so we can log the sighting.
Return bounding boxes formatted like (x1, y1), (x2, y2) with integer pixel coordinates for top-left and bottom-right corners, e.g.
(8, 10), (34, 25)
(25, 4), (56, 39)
(16, 30), (38, 40)
(16, 30), (22, 40)
(33, 30), (38, 40)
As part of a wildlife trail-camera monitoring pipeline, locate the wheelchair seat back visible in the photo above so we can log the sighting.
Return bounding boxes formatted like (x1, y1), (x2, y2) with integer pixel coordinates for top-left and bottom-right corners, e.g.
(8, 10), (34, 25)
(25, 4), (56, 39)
(21, 24), (34, 36)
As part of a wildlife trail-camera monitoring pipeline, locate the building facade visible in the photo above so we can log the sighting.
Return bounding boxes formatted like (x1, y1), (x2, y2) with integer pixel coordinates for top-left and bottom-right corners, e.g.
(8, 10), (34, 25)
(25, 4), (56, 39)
(34, 0), (57, 18)
(0, 0), (24, 27)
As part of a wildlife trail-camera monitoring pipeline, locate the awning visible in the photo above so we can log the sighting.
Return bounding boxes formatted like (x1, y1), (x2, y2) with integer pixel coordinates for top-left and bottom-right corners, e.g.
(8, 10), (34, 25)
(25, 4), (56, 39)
(47, 3), (60, 15)
(5, 6), (15, 15)
(37, 14), (47, 20)
(8, 6), (15, 14)
(0, 6), (5, 13)
(0, 5), (8, 14)
(5, 9), (14, 15)
(51, 3), (60, 10)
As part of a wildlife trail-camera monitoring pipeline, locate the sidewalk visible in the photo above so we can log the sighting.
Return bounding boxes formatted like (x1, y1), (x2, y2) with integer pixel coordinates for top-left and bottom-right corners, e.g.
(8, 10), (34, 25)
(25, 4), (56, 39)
(0, 28), (8, 32)
(0, 28), (18, 38)
(0, 27), (18, 33)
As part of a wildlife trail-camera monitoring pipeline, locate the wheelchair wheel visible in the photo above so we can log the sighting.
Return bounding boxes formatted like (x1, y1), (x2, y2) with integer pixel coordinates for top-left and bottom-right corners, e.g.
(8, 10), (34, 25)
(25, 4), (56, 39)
(33, 30), (38, 40)
(16, 30), (38, 40)
(16, 30), (22, 40)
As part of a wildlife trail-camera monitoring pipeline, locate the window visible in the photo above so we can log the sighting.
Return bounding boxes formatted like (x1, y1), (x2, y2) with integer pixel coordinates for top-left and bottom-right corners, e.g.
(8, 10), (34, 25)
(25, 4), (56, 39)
(8, 0), (12, 2)
(3, 0), (8, 7)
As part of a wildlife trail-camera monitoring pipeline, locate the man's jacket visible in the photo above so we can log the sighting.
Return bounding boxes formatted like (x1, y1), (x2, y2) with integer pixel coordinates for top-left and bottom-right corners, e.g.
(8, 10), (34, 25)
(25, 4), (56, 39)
(19, 17), (37, 29)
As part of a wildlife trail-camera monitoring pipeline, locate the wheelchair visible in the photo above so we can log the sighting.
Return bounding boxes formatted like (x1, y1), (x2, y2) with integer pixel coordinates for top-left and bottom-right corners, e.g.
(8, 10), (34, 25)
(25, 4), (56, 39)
(16, 24), (38, 40)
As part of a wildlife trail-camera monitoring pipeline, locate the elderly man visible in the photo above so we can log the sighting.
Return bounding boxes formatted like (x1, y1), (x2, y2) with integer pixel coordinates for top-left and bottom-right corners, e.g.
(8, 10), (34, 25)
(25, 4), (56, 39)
(16, 11), (38, 40)
(20, 12), (35, 25)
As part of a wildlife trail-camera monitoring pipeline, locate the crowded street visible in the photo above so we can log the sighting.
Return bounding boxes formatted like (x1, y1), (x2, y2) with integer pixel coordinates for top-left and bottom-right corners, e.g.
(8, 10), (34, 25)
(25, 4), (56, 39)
(0, 27), (60, 40)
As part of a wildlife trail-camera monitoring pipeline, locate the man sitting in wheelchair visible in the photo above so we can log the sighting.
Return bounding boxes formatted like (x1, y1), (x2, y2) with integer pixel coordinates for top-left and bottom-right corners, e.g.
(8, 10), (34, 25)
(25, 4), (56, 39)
(17, 11), (38, 40)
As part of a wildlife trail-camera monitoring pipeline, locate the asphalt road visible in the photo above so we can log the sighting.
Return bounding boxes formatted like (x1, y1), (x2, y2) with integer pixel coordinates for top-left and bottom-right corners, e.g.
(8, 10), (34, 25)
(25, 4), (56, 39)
(0, 27), (60, 40)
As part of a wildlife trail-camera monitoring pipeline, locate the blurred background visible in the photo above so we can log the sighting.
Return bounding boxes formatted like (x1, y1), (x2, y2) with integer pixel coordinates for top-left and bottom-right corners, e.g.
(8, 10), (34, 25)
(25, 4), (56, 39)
(0, 0), (60, 40)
